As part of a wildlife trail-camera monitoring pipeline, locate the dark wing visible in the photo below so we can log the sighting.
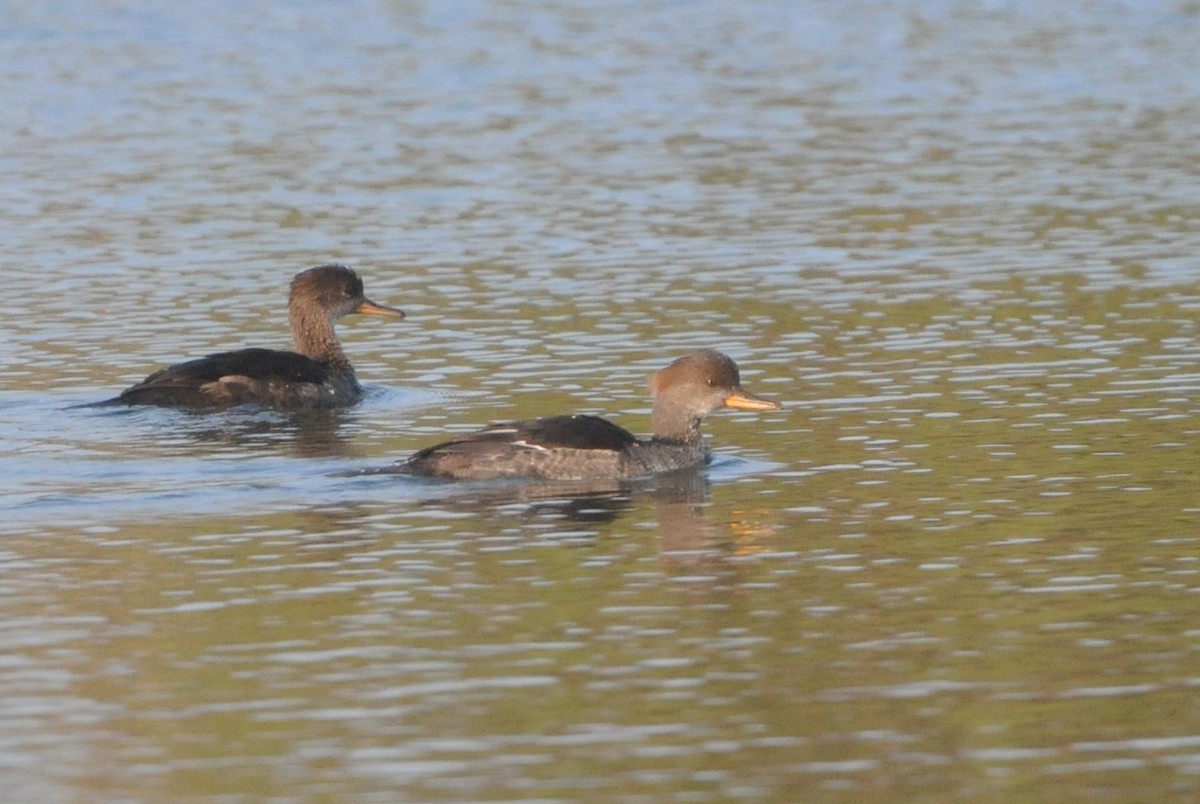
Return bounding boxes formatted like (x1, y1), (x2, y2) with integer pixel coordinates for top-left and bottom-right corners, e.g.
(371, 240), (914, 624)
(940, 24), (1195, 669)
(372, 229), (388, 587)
(400, 415), (638, 479)
(415, 415), (637, 456)
(110, 348), (330, 406)
(147, 348), (331, 384)
(502, 415), (638, 451)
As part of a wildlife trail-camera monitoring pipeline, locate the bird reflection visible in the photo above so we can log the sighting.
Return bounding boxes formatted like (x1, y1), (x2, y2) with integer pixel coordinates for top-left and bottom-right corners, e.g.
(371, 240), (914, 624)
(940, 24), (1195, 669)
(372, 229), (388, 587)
(395, 467), (721, 554)
(649, 469), (718, 557)
(402, 475), (636, 527)
(141, 407), (356, 458)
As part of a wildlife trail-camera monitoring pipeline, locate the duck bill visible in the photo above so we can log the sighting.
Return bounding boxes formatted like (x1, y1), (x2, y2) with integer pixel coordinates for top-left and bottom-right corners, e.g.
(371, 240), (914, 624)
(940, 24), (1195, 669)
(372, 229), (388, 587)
(354, 299), (406, 319)
(724, 388), (781, 412)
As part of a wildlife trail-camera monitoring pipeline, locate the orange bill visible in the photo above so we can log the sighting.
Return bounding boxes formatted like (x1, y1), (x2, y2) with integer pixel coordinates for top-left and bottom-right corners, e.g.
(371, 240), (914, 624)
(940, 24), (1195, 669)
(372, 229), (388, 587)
(724, 388), (781, 411)
(354, 299), (406, 318)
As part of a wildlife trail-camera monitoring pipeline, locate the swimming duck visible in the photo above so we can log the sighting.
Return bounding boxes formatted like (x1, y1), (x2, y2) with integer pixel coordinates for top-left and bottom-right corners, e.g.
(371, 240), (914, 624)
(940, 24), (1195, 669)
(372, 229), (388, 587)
(389, 349), (780, 480)
(94, 263), (404, 409)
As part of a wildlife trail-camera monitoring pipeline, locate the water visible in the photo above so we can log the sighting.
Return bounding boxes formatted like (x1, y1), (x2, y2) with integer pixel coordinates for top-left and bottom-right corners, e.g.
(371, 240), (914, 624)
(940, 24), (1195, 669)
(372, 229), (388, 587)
(3, 1), (1200, 800)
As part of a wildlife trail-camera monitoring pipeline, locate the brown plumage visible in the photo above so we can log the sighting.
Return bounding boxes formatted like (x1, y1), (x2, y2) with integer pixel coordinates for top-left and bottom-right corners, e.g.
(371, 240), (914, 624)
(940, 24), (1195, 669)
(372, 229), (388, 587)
(386, 350), (781, 481)
(91, 264), (404, 410)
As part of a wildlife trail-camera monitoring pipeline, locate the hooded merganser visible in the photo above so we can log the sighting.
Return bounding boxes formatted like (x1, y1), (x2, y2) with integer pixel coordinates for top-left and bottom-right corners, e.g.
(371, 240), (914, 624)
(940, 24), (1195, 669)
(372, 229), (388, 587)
(93, 264), (404, 409)
(388, 350), (781, 480)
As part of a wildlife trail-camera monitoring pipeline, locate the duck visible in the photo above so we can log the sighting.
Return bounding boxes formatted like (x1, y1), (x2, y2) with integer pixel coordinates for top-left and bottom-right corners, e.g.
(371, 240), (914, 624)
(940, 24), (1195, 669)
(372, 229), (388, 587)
(92, 263), (404, 409)
(385, 349), (780, 480)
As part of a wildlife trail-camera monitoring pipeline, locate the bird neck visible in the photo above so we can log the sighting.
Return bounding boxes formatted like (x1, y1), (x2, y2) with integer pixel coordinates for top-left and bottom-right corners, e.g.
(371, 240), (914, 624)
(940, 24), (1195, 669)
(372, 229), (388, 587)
(289, 308), (351, 370)
(651, 404), (704, 444)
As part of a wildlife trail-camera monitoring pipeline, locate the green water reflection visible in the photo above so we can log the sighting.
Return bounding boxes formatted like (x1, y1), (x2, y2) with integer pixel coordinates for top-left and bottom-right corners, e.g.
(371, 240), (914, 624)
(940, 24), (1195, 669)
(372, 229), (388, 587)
(4, 0), (1200, 800)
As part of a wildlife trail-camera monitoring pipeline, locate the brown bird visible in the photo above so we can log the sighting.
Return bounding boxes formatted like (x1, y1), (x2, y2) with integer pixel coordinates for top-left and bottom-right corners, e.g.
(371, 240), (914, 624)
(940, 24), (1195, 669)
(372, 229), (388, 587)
(93, 264), (404, 409)
(389, 350), (781, 480)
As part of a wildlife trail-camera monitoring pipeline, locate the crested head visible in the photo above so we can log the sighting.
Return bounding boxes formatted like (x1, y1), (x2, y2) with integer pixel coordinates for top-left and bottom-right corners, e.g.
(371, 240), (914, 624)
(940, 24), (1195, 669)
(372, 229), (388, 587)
(285, 263), (403, 364)
(648, 350), (777, 444)
(289, 264), (366, 320)
(650, 349), (740, 399)
(647, 349), (779, 442)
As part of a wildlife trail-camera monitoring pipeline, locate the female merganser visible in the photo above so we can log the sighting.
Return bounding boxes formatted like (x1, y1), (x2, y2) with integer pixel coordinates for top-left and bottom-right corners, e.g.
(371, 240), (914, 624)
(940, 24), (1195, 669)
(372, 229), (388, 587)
(93, 264), (404, 409)
(388, 349), (780, 480)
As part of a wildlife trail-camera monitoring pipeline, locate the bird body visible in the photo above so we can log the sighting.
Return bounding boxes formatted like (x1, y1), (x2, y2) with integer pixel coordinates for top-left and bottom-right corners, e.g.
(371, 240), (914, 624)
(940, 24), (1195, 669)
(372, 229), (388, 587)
(93, 264), (403, 409)
(393, 350), (780, 481)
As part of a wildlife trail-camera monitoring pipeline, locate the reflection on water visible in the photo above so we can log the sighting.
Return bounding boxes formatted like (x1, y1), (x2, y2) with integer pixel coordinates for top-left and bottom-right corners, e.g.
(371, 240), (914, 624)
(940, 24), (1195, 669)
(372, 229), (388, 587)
(406, 475), (638, 527)
(2, 0), (1200, 800)
(400, 465), (716, 540)
(89, 405), (358, 459)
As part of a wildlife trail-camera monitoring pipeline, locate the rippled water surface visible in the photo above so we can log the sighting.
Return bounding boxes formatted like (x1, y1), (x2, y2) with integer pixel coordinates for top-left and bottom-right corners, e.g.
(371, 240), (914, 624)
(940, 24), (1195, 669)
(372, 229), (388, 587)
(3, 1), (1200, 800)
